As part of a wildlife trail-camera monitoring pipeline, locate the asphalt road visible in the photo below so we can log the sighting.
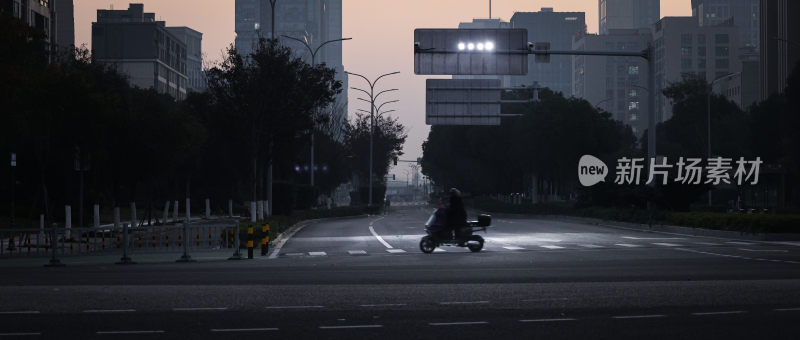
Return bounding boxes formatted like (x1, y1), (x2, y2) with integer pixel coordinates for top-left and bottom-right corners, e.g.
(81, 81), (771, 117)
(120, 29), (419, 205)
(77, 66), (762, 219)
(1, 205), (799, 339)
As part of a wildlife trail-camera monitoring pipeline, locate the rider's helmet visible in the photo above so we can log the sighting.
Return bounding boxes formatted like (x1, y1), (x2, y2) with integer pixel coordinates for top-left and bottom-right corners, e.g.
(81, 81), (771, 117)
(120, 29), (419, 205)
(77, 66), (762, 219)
(449, 188), (461, 198)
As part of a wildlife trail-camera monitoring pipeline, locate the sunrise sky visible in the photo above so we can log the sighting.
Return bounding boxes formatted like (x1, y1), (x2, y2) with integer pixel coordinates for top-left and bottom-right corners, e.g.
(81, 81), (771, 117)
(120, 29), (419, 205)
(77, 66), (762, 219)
(74, 0), (692, 164)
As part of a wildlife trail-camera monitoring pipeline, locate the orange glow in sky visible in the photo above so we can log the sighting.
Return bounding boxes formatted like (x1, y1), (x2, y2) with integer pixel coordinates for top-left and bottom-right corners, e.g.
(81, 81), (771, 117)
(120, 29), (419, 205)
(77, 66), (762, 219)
(75, 0), (691, 161)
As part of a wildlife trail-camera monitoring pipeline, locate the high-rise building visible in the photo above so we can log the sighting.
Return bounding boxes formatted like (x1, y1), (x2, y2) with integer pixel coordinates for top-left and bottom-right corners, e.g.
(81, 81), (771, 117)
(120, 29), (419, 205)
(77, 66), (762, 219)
(691, 0), (759, 49)
(52, 0), (73, 48)
(167, 27), (205, 93)
(510, 8), (586, 96)
(92, 4), (194, 100)
(759, 0), (800, 100)
(234, 0), (347, 121)
(599, 0), (660, 34)
(573, 28), (652, 136)
(652, 17), (740, 121)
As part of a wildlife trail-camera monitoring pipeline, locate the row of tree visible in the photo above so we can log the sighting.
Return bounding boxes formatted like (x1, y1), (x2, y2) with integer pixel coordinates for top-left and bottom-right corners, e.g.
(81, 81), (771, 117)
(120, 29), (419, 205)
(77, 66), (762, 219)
(421, 63), (800, 211)
(0, 12), (406, 226)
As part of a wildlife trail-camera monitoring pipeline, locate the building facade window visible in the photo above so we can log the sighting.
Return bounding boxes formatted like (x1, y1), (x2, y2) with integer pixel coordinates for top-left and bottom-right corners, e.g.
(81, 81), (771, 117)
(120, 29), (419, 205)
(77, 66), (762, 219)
(716, 58), (729, 69)
(715, 33), (729, 44)
(698, 46), (706, 56)
(682, 58), (693, 69)
(628, 66), (639, 75)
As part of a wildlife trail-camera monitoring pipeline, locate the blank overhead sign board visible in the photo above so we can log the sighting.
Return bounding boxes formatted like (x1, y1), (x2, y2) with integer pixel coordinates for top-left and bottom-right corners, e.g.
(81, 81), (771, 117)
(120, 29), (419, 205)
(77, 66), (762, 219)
(414, 28), (528, 75)
(426, 79), (501, 126)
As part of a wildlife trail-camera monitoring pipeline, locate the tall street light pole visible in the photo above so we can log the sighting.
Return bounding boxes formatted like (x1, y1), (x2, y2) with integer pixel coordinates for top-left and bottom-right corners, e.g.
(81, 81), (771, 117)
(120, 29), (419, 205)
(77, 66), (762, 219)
(282, 35), (352, 187)
(345, 71), (400, 207)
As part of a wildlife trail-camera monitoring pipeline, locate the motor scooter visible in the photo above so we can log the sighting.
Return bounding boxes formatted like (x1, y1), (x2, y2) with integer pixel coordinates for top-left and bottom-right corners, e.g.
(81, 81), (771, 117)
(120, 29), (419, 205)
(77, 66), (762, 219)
(419, 208), (491, 253)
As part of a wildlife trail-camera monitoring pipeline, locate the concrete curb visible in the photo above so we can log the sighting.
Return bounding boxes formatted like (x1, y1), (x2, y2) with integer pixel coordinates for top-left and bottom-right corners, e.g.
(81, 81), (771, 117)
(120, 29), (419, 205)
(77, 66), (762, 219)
(480, 211), (800, 241)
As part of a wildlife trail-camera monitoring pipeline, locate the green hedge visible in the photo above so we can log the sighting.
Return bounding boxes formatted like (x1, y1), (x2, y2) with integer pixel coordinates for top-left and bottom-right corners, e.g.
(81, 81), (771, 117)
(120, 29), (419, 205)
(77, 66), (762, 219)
(470, 196), (799, 234)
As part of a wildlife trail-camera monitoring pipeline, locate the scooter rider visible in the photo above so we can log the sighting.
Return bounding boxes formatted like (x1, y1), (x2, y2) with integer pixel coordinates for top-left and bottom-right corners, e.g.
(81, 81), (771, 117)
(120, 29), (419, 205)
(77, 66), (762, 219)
(445, 188), (467, 239)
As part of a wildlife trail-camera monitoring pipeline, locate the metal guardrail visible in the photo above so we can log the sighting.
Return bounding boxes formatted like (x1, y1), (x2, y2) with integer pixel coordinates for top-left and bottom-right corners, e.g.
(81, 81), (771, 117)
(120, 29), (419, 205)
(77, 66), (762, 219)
(0, 223), (241, 259)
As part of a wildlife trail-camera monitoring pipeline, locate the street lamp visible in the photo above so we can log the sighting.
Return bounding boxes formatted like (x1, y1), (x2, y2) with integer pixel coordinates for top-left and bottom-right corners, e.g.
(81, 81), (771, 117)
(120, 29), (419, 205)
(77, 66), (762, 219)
(707, 73), (733, 207)
(345, 71), (400, 207)
(281, 35), (352, 187)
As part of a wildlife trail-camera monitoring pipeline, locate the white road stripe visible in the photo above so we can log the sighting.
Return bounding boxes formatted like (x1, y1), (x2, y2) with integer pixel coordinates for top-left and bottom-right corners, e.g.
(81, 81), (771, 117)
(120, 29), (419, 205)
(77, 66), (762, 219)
(96, 330), (164, 335)
(540, 245), (565, 249)
(0, 311), (39, 315)
(652, 243), (683, 247)
(386, 249), (406, 254)
(172, 307), (227, 311)
(502, 246), (525, 250)
(347, 250), (368, 255)
(0, 333), (41, 336)
(83, 309), (135, 313)
(265, 305), (324, 309)
(308, 251), (327, 256)
(360, 304), (407, 307)
(319, 325), (383, 329)
(210, 328), (278, 332)
(439, 301), (489, 305)
(694, 242), (722, 246)
(613, 314), (665, 319)
(726, 241), (755, 245)
(369, 226), (393, 248)
(578, 244), (604, 248)
(738, 248), (788, 253)
(692, 311), (746, 316)
(433, 248), (446, 252)
(429, 321), (488, 326)
(615, 243), (641, 247)
(774, 307), (800, 312)
(519, 318), (575, 322)
(623, 236), (684, 240)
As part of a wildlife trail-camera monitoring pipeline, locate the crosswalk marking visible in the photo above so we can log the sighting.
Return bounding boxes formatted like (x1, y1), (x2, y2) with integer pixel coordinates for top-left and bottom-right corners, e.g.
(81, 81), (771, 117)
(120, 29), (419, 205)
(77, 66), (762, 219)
(579, 244), (605, 248)
(615, 243), (641, 248)
(502, 246), (525, 250)
(540, 245), (565, 249)
(347, 250), (367, 255)
(386, 249), (407, 254)
(308, 251), (327, 256)
(652, 243), (683, 247)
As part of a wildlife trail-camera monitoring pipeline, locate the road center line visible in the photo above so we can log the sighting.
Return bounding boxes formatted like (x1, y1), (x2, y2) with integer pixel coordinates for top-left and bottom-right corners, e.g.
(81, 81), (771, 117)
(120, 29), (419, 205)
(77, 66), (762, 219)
(691, 311), (746, 316)
(519, 318), (576, 322)
(83, 309), (135, 313)
(429, 321), (489, 326)
(210, 328), (279, 332)
(612, 314), (666, 319)
(96, 330), (164, 335)
(265, 305), (324, 309)
(319, 325), (383, 329)
(439, 301), (489, 305)
(369, 226), (393, 249)
(172, 307), (227, 311)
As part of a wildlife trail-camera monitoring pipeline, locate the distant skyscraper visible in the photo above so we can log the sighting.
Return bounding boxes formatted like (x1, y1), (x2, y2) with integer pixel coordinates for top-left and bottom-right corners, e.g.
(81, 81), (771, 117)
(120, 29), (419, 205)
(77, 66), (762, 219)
(234, 0), (347, 122)
(510, 8), (586, 96)
(92, 4), (195, 100)
(652, 17), (740, 121)
(759, 0), (800, 100)
(573, 28), (652, 136)
(691, 0), (759, 49)
(599, 0), (660, 34)
(53, 0), (74, 48)
(167, 27), (205, 93)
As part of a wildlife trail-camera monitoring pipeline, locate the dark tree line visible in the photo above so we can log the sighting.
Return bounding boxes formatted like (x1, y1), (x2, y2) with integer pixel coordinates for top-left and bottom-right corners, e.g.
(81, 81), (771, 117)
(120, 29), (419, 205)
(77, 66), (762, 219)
(0, 12), (406, 226)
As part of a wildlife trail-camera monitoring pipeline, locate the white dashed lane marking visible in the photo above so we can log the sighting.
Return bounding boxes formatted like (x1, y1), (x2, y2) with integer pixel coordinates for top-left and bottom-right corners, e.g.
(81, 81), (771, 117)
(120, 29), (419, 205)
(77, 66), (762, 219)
(347, 250), (368, 255)
(726, 241), (755, 245)
(0, 311), (39, 315)
(265, 306), (324, 309)
(210, 328), (278, 332)
(652, 243), (683, 247)
(429, 321), (488, 326)
(540, 245), (565, 249)
(502, 246), (525, 250)
(774, 307), (800, 312)
(694, 242), (723, 246)
(433, 248), (446, 252)
(579, 244), (604, 248)
(172, 307), (227, 311)
(0, 333), (41, 336)
(519, 318), (576, 322)
(613, 314), (666, 319)
(96, 330), (164, 335)
(439, 301), (489, 305)
(386, 249), (406, 254)
(615, 243), (642, 247)
(319, 325), (383, 329)
(692, 311), (746, 316)
(308, 252), (327, 256)
(83, 309), (135, 313)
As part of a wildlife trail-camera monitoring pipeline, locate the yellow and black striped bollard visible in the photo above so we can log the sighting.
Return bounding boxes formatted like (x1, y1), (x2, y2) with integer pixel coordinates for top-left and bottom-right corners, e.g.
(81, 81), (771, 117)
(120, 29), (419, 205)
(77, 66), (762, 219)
(261, 224), (270, 256)
(247, 225), (254, 259)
